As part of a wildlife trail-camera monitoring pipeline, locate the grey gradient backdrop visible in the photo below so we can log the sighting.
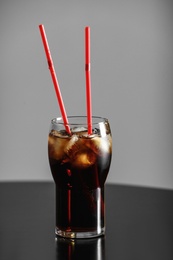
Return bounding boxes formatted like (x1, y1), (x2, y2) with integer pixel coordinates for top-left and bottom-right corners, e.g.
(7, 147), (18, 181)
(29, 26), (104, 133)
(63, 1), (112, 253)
(0, 0), (173, 189)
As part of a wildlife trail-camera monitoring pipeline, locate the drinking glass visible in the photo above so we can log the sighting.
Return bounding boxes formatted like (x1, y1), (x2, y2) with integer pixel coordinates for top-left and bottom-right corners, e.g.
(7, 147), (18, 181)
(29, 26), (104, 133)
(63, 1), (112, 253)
(48, 116), (112, 238)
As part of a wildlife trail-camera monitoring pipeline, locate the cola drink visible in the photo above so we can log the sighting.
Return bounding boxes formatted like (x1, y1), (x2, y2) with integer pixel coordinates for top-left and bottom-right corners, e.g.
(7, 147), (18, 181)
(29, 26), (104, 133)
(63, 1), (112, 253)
(48, 116), (112, 238)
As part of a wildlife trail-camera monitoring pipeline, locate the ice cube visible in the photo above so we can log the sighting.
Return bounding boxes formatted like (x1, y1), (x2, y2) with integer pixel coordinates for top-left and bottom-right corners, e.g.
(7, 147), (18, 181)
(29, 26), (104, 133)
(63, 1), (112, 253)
(48, 134), (69, 161)
(85, 135), (112, 156)
(72, 126), (87, 133)
(71, 127), (88, 137)
(64, 135), (79, 156)
(71, 148), (96, 169)
(50, 129), (66, 137)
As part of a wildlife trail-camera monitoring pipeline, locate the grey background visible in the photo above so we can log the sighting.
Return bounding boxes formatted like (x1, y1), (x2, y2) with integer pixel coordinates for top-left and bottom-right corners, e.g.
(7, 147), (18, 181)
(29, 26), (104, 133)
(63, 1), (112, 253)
(0, 0), (173, 189)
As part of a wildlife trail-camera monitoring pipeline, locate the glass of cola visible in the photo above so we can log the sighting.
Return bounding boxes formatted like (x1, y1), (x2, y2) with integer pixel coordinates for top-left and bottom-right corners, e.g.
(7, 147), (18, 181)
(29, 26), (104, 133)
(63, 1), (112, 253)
(48, 116), (112, 238)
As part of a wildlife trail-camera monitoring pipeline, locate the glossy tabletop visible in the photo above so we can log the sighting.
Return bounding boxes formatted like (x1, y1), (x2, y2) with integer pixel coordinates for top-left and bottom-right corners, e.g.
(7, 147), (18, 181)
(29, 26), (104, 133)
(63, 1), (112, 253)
(0, 182), (173, 260)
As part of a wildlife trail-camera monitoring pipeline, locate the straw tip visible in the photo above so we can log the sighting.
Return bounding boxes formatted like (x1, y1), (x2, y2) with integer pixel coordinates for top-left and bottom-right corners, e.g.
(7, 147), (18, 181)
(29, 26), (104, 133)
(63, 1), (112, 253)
(39, 24), (44, 29)
(85, 26), (90, 31)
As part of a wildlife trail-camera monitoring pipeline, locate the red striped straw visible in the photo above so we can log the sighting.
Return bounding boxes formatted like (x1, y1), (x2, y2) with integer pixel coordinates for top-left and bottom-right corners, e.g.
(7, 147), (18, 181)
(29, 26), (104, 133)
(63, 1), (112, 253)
(39, 24), (71, 134)
(85, 26), (92, 135)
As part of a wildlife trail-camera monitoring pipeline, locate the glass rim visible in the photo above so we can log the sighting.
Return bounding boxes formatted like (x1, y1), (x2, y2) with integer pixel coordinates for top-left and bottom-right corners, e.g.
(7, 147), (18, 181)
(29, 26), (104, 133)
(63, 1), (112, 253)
(51, 116), (108, 126)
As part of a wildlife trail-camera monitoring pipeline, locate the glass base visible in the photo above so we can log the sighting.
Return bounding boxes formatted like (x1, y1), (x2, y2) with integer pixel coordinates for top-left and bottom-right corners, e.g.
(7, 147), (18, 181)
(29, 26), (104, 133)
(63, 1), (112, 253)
(55, 227), (105, 239)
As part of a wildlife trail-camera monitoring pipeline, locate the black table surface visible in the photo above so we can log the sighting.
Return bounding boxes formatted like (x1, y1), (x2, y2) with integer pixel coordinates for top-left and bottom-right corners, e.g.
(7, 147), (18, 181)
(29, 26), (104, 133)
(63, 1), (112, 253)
(0, 182), (173, 260)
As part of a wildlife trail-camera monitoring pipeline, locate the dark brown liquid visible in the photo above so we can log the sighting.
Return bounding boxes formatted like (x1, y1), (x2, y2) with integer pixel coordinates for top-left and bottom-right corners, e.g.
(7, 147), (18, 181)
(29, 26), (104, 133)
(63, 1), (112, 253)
(56, 187), (104, 232)
(48, 132), (112, 233)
